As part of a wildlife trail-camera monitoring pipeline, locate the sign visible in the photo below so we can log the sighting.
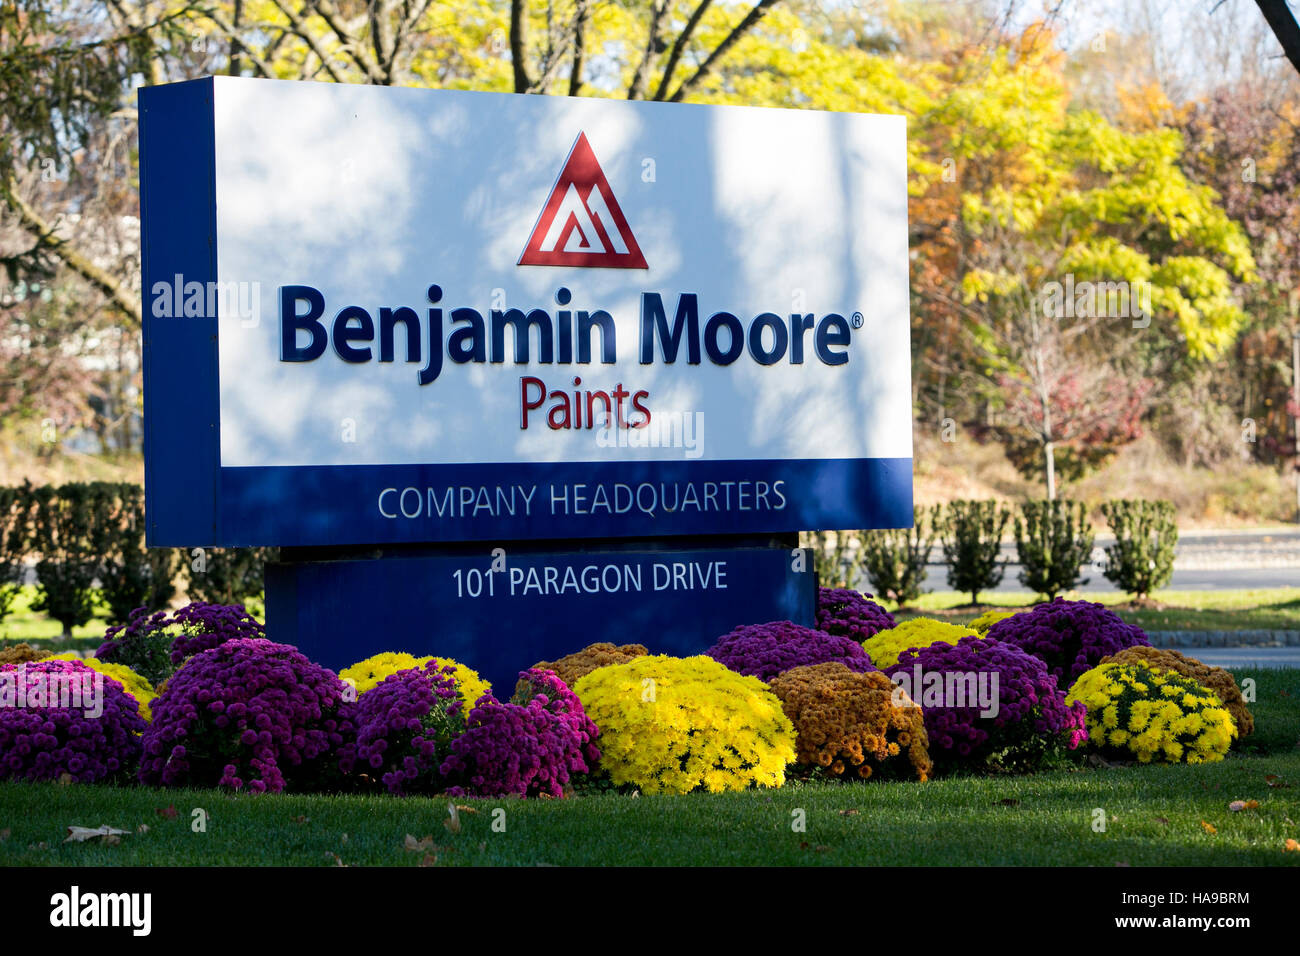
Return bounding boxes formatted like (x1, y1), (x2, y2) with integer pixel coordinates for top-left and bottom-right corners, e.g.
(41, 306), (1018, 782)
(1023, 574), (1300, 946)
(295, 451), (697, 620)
(139, 77), (913, 547)
(266, 545), (815, 691)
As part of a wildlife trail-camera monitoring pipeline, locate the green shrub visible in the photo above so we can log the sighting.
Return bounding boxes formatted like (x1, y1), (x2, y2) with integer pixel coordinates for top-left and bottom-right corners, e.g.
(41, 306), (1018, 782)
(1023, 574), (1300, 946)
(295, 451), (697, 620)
(1014, 499), (1095, 599)
(0, 486), (29, 624)
(1100, 499), (1177, 601)
(183, 546), (274, 605)
(97, 483), (178, 624)
(939, 500), (1010, 605)
(801, 530), (862, 588)
(25, 483), (105, 636)
(859, 505), (939, 605)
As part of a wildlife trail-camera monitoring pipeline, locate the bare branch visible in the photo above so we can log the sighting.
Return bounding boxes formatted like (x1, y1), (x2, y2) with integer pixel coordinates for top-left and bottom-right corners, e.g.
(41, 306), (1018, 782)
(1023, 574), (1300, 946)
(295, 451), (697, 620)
(628, 0), (668, 99)
(2, 176), (141, 327)
(310, 0), (386, 83)
(667, 0), (780, 103)
(204, 7), (277, 78)
(266, 0), (348, 82)
(652, 1), (713, 102)
(510, 0), (532, 92)
(568, 0), (589, 96)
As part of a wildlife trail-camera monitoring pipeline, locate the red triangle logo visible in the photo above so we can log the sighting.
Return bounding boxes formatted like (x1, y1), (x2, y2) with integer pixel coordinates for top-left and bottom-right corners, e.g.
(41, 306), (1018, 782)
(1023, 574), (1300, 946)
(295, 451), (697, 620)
(518, 132), (648, 269)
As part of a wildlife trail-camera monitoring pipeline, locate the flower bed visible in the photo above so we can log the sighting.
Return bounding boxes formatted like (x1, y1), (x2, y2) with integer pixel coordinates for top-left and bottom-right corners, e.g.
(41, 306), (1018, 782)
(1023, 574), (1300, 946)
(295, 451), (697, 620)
(1, 594), (1264, 800)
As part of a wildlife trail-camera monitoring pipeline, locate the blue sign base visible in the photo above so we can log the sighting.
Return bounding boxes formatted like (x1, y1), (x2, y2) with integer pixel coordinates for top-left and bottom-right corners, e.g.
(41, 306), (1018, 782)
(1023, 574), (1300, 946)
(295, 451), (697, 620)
(265, 539), (815, 693)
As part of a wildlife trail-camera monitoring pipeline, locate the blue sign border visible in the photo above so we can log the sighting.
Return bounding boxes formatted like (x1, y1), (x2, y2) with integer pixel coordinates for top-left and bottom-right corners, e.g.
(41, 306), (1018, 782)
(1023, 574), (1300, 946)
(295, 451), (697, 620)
(139, 78), (913, 548)
(140, 78), (220, 546)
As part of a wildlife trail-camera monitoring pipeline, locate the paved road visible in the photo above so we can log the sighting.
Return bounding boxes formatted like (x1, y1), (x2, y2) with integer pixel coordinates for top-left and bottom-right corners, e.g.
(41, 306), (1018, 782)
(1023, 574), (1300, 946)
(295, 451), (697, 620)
(910, 527), (1300, 594)
(1188, 647), (1300, 670)
(920, 565), (1300, 594)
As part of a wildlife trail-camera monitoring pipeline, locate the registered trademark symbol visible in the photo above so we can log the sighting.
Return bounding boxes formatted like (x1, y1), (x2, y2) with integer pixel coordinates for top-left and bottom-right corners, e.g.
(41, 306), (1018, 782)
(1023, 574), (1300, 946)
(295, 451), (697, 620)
(851, 311), (864, 329)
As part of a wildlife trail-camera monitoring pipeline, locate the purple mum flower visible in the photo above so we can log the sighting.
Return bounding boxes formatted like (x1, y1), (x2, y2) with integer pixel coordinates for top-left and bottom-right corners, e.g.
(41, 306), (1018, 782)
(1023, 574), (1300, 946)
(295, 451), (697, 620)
(986, 598), (1149, 685)
(0, 659), (145, 783)
(884, 636), (1087, 772)
(707, 620), (876, 682)
(338, 660), (464, 795)
(816, 587), (897, 642)
(167, 602), (265, 664)
(139, 638), (353, 793)
(440, 668), (602, 798)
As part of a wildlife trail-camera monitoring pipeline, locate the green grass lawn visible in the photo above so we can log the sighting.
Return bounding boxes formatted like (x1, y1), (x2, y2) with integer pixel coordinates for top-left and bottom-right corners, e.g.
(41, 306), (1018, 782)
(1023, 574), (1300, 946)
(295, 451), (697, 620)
(2, 668), (1297, 867)
(0, 586), (110, 644)
(4, 586), (1299, 655)
(898, 588), (1300, 632)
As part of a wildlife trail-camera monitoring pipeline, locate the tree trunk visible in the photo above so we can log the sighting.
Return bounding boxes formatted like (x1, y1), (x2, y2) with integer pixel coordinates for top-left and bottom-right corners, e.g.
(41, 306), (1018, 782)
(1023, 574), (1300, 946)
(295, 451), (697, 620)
(1044, 440), (1057, 501)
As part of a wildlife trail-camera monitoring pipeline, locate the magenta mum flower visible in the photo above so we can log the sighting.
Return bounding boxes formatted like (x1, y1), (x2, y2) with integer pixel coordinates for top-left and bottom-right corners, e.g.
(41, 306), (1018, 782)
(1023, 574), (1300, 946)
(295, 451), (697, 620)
(986, 598), (1149, 685)
(440, 669), (601, 798)
(816, 587), (897, 642)
(706, 620), (876, 681)
(0, 659), (145, 783)
(139, 638), (353, 793)
(884, 636), (1087, 772)
(338, 660), (465, 796)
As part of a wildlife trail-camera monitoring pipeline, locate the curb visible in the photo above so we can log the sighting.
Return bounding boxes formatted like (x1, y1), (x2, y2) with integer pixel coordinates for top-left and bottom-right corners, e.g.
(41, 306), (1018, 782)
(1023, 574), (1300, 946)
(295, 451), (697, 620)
(1147, 630), (1300, 648)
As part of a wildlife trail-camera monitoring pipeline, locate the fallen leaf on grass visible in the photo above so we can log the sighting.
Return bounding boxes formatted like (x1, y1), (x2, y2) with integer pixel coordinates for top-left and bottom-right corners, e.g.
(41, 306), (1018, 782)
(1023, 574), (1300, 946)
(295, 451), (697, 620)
(404, 834), (435, 852)
(155, 805), (178, 819)
(1228, 800), (1260, 812)
(418, 853), (438, 867)
(65, 825), (128, 844)
(838, 809), (859, 816)
(291, 815), (309, 824)
(996, 799), (1020, 807)
(324, 852), (347, 867)
(444, 803), (462, 834)
(136, 824), (149, 834)
(1200, 820), (1217, 835)
(454, 805), (479, 815)
(1154, 817), (1170, 825)
(1265, 775), (1291, 789)
(1284, 839), (1299, 853)
(57, 772), (75, 786)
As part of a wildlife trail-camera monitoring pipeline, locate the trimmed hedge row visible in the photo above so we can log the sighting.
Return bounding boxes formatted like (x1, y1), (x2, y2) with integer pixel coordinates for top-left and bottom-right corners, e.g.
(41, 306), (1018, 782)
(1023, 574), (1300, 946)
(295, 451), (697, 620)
(804, 498), (1178, 604)
(0, 482), (271, 633)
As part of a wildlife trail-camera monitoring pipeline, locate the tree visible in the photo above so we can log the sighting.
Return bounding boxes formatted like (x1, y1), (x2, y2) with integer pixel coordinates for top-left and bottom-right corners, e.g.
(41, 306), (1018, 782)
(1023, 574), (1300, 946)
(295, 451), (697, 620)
(909, 26), (1255, 496)
(938, 499), (1009, 606)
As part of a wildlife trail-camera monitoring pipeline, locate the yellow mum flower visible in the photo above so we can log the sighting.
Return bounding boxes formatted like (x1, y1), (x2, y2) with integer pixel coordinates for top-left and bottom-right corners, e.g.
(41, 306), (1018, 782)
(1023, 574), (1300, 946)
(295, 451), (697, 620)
(862, 618), (981, 668)
(48, 653), (156, 723)
(340, 651), (491, 714)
